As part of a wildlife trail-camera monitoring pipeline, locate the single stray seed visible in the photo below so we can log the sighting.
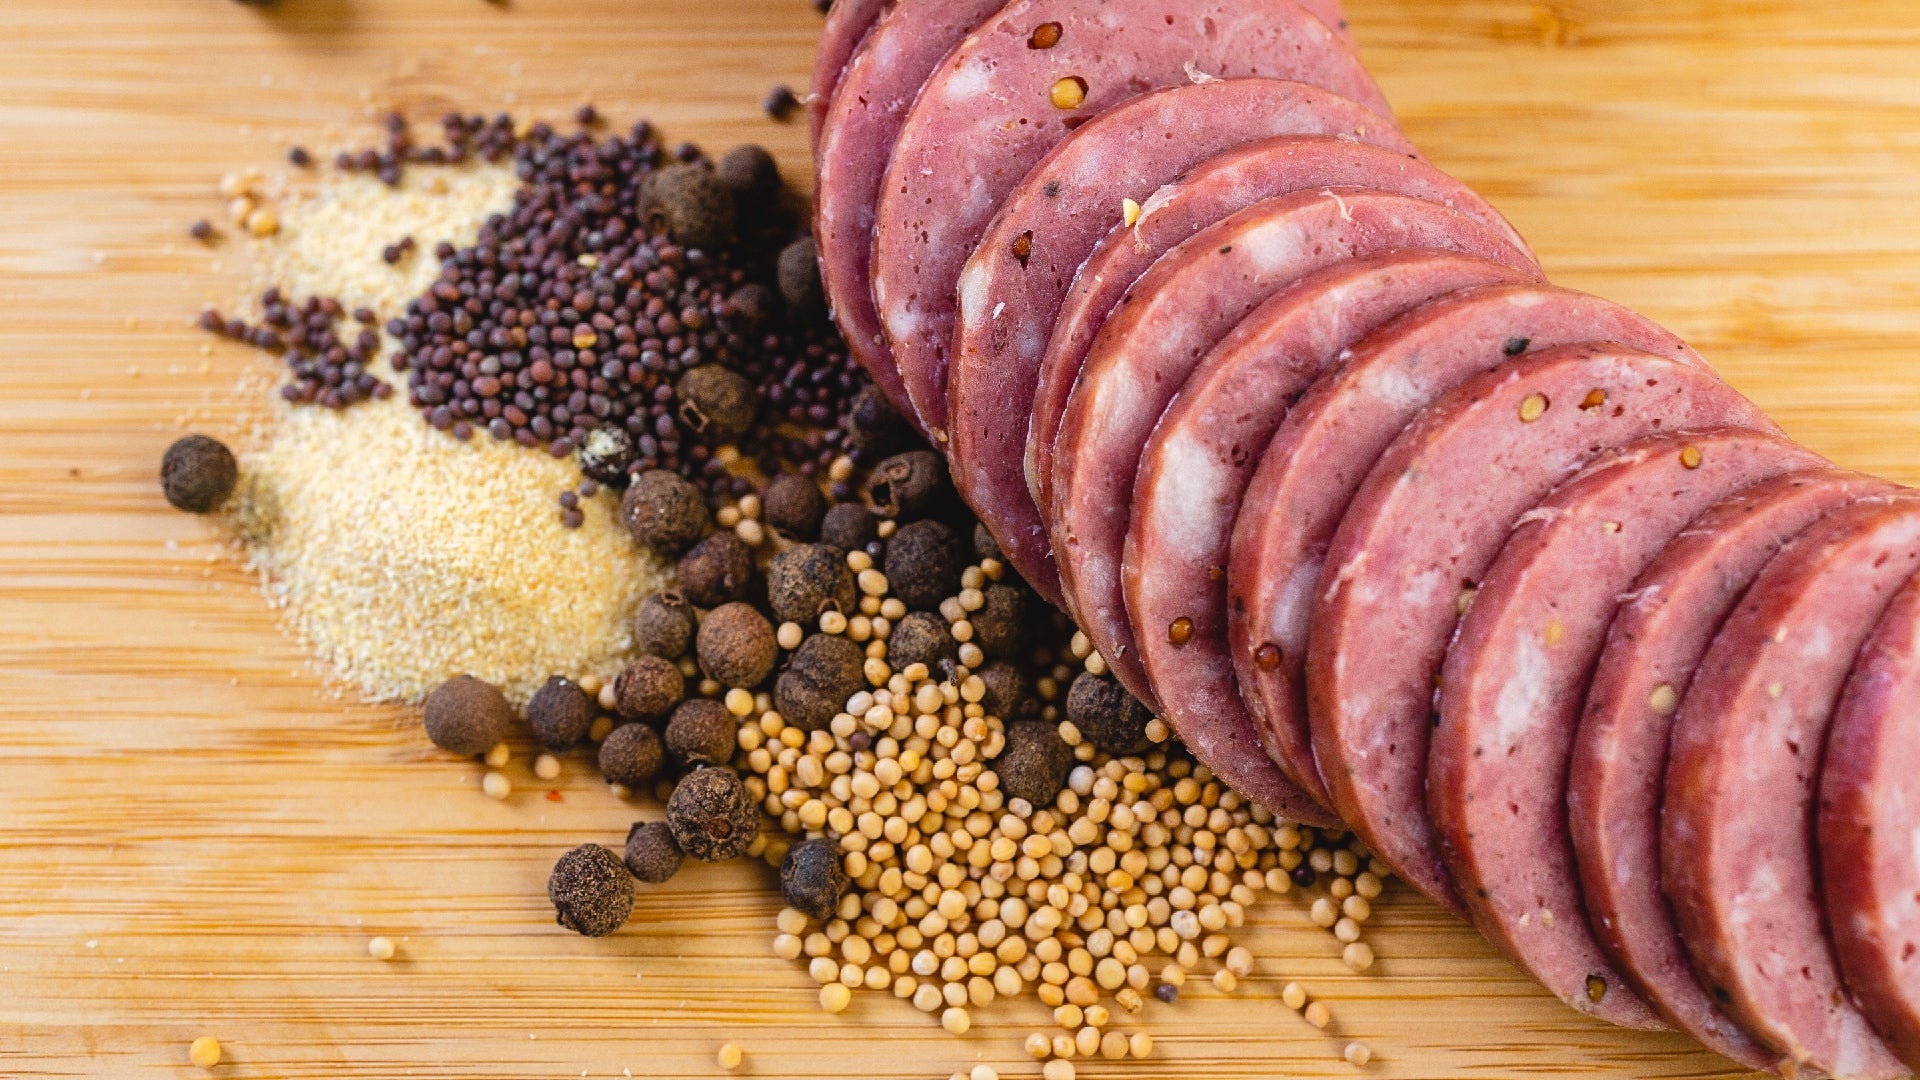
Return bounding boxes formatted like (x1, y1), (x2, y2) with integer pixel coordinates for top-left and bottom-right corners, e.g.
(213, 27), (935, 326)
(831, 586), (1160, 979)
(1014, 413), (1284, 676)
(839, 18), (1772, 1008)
(1580, 388), (1607, 411)
(1679, 444), (1703, 469)
(717, 1043), (744, 1070)
(1029, 20), (1063, 48)
(1167, 617), (1193, 647)
(367, 935), (396, 961)
(1050, 76), (1088, 110)
(1518, 392), (1550, 422)
(190, 1037), (222, 1069)
(1344, 1041), (1373, 1066)
(1648, 683), (1679, 717)
(1122, 198), (1141, 227)
(1586, 974), (1609, 1003)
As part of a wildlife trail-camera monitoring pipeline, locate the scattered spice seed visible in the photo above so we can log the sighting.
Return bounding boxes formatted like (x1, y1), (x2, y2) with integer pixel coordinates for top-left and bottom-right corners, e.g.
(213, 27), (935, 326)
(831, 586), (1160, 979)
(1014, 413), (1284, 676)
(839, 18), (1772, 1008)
(160, 434), (239, 513)
(717, 1042), (744, 1070)
(548, 843), (635, 937)
(367, 935), (396, 961)
(189, 219), (216, 243)
(482, 771), (512, 799)
(189, 1037), (222, 1070)
(763, 84), (801, 121)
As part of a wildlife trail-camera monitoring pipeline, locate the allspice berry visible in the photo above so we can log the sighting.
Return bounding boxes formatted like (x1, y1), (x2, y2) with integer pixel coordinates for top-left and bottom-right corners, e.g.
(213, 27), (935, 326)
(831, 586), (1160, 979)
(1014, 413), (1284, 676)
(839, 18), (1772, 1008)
(866, 450), (950, 520)
(777, 237), (824, 317)
(624, 820), (684, 884)
(971, 583), (1028, 659)
(846, 384), (910, 457)
(527, 675), (594, 751)
(579, 424), (638, 488)
(725, 282), (777, 334)
(780, 837), (849, 920)
(697, 602), (777, 688)
(637, 162), (736, 250)
(763, 473), (827, 541)
(820, 501), (878, 552)
(977, 661), (1039, 720)
(614, 655), (684, 723)
(973, 522), (1004, 562)
(598, 721), (666, 787)
(677, 533), (756, 608)
(633, 591), (697, 659)
(715, 144), (781, 203)
(622, 470), (709, 556)
(667, 766), (759, 862)
(160, 434), (238, 513)
(422, 674), (513, 756)
(884, 519), (962, 611)
(995, 719), (1072, 808)
(675, 365), (756, 445)
(1066, 671), (1154, 755)
(665, 698), (738, 768)
(766, 543), (858, 625)
(548, 844), (635, 937)
(774, 632), (865, 732)
(887, 610), (958, 671)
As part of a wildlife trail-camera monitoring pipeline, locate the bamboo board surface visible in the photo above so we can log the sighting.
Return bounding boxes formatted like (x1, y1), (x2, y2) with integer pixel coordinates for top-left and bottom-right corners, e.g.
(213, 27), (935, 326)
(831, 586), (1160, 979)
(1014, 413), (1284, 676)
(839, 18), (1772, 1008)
(5, 0), (1920, 1076)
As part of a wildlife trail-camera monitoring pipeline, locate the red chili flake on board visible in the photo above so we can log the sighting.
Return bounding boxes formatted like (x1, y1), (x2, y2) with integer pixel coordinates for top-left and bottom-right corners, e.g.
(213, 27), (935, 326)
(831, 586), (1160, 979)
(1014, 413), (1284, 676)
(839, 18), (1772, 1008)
(546, 790), (565, 802)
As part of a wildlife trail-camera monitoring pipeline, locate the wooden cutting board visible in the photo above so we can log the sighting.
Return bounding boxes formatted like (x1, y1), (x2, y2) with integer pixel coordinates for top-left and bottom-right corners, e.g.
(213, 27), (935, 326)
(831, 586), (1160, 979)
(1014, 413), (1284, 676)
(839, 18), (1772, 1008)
(5, 0), (1918, 1076)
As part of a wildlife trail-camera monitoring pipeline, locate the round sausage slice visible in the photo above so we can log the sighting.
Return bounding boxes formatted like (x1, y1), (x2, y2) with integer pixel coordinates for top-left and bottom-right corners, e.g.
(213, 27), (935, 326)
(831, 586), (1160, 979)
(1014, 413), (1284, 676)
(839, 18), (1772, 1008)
(1824, 570), (1920, 1071)
(949, 80), (1413, 607)
(1571, 468), (1894, 1072)
(815, 0), (1007, 426)
(1125, 251), (1533, 813)
(871, 0), (1393, 437)
(1428, 430), (1823, 1028)
(808, 0), (889, 156)
(1028, 137), (1530, 524)
(1665, 493), (1920, 1080)
(1226, 285), (1700, 912)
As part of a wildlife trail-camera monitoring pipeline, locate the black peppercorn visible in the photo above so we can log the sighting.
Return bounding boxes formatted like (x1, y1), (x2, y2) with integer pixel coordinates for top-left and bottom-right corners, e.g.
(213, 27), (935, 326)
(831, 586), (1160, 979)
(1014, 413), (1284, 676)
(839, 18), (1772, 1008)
(667, 766), (759, 862)
(887, 611), (958, 671)
(845, 384), (911, 457)
(1155, 983), (1179, 1004)
(1065, 671), (1154, 755)
(696, 602), (778, 688)
(865, 450), (950, 520)
(676, 532), (756, 608)
(614, 655), (684, 723)
(1292, 864), (1317, 888)
(422, 674), (514, 756)
(780, 837), (849, 920)
(624, 820), (684, 884)
(665, 698), (738, 768)
(548, 843), (634, 937)
(527, 675), (594, 751)
(622, 470), (710, 557)
(977, 661), (1040, 720)
(994, 719), (1071, 809)
(598, 720), (666, 787)
(820, 502), (879, 552)
(636, 162), (736, 250)
(160, 434), (238, 513)
(675, 365), (756, 445)
(774, 632), (865, 732)
(763, 473), (827, 541)
(715, 145), (781, 204)
(884, 519), (962, 611)
(777, 237), (824, 317)
(766, 543), (858, 625)
(632, 591), (697, 659)
(970, 583), (1028, 659)
(579, 424), (638, 489)
(763, 84), (801, 122)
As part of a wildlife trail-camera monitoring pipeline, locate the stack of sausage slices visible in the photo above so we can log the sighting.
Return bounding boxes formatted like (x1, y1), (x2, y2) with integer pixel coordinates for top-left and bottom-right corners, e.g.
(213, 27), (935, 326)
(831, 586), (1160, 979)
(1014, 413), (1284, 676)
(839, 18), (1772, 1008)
(809, 0), (1920, 1075)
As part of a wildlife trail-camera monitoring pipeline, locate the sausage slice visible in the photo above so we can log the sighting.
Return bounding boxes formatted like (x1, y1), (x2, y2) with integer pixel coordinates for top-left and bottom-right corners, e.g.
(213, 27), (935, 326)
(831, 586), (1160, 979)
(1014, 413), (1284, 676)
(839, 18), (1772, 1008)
(807, 0), (888, 155)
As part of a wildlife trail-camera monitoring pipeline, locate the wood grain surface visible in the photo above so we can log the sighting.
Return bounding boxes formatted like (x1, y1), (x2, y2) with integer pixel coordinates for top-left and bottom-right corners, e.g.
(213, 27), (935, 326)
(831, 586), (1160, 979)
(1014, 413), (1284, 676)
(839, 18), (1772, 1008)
(4, 1), (1919, 1076)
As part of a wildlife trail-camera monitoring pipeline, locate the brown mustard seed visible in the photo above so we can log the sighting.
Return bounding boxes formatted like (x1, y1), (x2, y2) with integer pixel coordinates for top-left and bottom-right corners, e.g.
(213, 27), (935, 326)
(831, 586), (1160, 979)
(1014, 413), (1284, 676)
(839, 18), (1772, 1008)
(774, 632), (865, 732)
(780, 837), (849, 919)
(889, 610), (960, 671)
(995, 718), (1072, 808)
(762, 84), (801, 121)
(977, 660), (1040, 720)
(715, 144), (781, 203)
(527, 675), (594, 751)
(548, 843), (635, 937)
(667, 766), (759, 861)
(636, 162), (736, 251)
(422, 674), (514, 756)
(696, 602), (778, 688)
(614, 655), (685, 723)
(665, 697), (738, 768)
(1065, 671), (1155, 755)
(624, 820), (684, 884)
(598, 721), (666, 786)
(777, 237), (824, 316)
(633, 591), (698, 659)
(865, 450), (950, 520)
(677, 532), (757, 608)
(971, 583), (1029, 659)
(766, 543), (858, 625)
(160, 434), (239, 514)
(884, 519), (963, 611)
(622, 470), (710, 557)
(763, 473), (828, 541)
(820, 501), (879, 552)
(675, 365), (756, 446)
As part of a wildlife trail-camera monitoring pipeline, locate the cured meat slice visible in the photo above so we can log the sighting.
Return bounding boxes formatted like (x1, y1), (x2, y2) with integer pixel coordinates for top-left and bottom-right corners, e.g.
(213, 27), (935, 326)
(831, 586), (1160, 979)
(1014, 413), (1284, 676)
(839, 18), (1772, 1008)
(1573, 469), (1893, 1072)
(949, 80), (1412, 606)
(808, 0), (890, 155)
(1824, 570), (1920, 1071)
(1429, 430), (1823, 1028)
(872, 0), (1393, 435)
(1226, 285), (1699, 911)
(1125, 251), (1530, 813)
(1028, 136), (1528, 523)
(814, 0), (1007, 425)
(1049, 190), (1536, 820)
(1665, 493), (1920, 1080)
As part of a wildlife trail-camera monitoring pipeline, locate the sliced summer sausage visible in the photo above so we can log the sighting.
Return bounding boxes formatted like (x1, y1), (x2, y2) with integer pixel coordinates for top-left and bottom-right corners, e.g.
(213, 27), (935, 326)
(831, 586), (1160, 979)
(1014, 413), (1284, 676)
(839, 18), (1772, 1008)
(948, 79), (1414, 607)
(871, 0), (1392, 437)
(815, 0), (1007, 426)
(1028, 137), (1530, 525)
(1225, 285), (1699, 913)
(1664, 494), (1920, 1080)
(1823, 570), (1920, 1071)
(1571, 468), (1894, 1072)
(807, 0), (889, 155)
(1124, 251), (1532, 814)
(1428, 430), (1823, 1028)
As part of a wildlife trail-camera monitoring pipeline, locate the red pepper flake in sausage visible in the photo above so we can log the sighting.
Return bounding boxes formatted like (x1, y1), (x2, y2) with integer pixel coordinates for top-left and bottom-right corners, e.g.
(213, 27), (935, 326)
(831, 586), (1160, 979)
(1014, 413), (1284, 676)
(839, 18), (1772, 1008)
(1049, 76), (1087, 110)
(1011, 231), (1034, 267)
(1028, 21), (1063, 48)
